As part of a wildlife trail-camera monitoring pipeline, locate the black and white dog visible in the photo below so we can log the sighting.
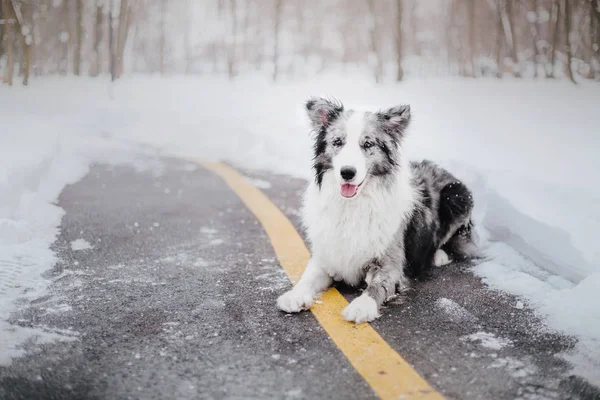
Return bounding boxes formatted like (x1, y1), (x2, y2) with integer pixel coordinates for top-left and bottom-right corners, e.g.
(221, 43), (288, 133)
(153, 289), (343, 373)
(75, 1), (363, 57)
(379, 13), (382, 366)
(277, 97), (477, 323)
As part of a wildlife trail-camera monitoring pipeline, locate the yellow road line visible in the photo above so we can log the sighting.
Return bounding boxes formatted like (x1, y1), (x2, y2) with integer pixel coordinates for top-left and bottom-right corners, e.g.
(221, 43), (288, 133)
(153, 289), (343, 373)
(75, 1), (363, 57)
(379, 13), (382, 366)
(201, 161), (445, 400)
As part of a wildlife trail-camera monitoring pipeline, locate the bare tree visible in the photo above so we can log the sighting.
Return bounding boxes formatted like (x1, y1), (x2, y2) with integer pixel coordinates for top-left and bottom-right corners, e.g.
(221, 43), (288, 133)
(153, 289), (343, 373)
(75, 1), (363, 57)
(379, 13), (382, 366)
(366, 0), (383, 83)
(159, 0), (166, 74)
(272, 0), (281, 81)
(115, 0), (133, 79)
(92, 4), (104, 77)
(549, 0), (561, 78)
(183, 0), (192, 74)
(505, 0), (521, 77)
(589, 0), (600, 78)
(74, 0), (83, 75)
(2, 0), (15, 85)
(228, 0), (238, 79)
(109, 0), (115, 80)
(531, 0), (541, 78)
(564, 0), (576, 82)
(61, 0), (70, 75)
(467, 0), (476, 77)
(395, 0), (404, 81)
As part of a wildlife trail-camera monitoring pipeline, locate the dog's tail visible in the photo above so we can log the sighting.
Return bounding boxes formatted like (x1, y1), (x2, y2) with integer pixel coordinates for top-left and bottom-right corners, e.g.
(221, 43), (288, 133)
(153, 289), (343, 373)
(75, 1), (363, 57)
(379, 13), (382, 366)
(442, 220), (478, 261)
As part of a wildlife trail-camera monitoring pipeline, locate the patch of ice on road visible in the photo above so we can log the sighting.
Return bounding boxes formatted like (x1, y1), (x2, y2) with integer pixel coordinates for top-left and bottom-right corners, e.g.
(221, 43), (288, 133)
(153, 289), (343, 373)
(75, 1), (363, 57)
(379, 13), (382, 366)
(193, 258), (210, 267)
(245, 176), (272, 189)
(435, 297), (475, 322)
(0, 321), (78, 365)
(42, 303), (72, 314)
(70, 238), (93, 251)
(462, 331), (512, 350)
(489, 356), (536, 378)
(210, 239), (224, 246)
(515, 301), (524, 310)
(200, 227), (218, 235)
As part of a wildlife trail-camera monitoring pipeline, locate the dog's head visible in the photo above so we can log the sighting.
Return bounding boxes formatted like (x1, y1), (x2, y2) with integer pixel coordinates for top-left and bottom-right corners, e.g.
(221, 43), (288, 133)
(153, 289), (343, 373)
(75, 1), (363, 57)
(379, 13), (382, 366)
(306, 97), (411, 198)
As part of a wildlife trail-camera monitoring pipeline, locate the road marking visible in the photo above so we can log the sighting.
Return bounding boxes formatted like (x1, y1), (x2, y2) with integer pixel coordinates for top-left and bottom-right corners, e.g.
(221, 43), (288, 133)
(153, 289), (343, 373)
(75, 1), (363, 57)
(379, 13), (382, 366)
(201, 161), (445, 400)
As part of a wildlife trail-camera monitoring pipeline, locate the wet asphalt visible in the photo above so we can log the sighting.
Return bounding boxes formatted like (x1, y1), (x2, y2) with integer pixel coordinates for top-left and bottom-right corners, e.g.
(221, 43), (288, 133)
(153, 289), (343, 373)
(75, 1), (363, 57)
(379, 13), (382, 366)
(0, 156), (599, 400)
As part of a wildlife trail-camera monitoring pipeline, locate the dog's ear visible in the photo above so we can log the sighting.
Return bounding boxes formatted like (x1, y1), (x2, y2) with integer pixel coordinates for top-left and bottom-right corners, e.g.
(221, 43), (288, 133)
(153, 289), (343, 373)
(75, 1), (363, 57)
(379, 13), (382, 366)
(377, 104), (411, 137)
(305, 97), (344, 131)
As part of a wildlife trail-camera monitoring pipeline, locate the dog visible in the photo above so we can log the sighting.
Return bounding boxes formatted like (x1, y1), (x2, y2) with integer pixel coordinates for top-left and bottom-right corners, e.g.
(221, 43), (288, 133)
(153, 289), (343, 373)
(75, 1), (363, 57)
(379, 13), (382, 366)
(276, 97), (477, 323)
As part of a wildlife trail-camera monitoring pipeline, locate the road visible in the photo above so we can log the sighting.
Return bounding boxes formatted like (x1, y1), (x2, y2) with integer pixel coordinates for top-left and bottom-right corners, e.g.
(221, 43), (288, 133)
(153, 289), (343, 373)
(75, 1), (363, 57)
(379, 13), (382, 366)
(0, 156), (598, 400)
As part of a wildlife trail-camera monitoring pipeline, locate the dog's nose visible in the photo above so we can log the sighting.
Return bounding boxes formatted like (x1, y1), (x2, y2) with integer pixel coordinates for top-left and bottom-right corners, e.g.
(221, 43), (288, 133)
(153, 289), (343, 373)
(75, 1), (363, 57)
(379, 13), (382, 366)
(340, 166), (356, 181)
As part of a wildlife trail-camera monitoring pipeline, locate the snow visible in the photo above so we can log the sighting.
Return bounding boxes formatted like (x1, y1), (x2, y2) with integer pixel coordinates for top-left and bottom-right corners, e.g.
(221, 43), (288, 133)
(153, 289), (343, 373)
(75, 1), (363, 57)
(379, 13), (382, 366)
(246, 177), (272, 189)
(462, 332), (513, 351)
(1, 72), (599, 379)
(435, 297), (475, 322)
(70, 238), (93, 251)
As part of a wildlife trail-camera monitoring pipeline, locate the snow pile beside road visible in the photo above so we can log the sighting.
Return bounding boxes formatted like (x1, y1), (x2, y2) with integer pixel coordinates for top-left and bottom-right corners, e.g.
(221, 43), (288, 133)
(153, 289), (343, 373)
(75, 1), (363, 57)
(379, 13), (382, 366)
(0, 88), (160, 364)
(0, 118), (90, 362)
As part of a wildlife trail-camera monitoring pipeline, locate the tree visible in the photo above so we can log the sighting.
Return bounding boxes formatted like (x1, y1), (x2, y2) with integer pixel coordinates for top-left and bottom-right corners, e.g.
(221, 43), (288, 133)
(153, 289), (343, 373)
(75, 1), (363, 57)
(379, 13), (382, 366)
(395, 0), (404, 81)
(114, 0), (133, 79)
(466, 0), (476, 77)
(74, 0), (83, 76)
(564, 0), (576, 82)
(92, 4), (104, 77)
(272, 0), (282, 81)
(366, 0), (383, 83)
(2, 0), (15, 85)
(549, 0), (561, 78)
(531, 0), (541, 78)
(159, 0), (166, 74)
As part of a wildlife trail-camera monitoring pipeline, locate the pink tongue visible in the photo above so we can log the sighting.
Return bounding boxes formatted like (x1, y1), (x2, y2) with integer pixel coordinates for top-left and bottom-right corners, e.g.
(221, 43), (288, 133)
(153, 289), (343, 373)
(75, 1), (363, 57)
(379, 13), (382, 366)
(341, 184), (358, 198)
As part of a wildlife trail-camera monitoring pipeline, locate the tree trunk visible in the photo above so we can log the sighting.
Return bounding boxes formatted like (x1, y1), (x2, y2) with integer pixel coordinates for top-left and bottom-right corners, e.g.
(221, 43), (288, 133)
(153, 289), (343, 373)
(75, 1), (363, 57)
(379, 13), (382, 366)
(0, 2), (4, 61)
(549, 0), (561, 78)
(93, 4), (103, 76)
(467, 0), (476, 77)
(159, 0), (166, 74)
(61, 0), (70, 75)
(74, 0), (83, 76)
(2, 0), (14, 85)
(532, 0), (540, 78)
(395, 0), (404, 81)
(366, 0), (383, 83)
(109, 0), (115, 81)
(495, 0), (504, 77)
(564, 0), (576, 83)
(22, 35), (31, 85)
(227, 0), (238, 79)
(115, 0), (132, 79)
(590, 0), (600, 79)
(505, 0), (520, 77)
(272, 0), (281, 81)
(183, 0), (192, 74)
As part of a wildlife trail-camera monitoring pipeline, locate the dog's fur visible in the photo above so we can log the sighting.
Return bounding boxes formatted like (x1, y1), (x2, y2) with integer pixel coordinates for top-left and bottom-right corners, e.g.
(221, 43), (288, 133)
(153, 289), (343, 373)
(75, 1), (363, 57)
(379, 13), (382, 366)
(276, 97), (477, 323)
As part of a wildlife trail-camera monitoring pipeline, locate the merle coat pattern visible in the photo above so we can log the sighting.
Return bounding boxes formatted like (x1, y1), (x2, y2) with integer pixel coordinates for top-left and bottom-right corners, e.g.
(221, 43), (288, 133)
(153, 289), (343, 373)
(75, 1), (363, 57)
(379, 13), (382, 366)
(277, 97), (477, 323)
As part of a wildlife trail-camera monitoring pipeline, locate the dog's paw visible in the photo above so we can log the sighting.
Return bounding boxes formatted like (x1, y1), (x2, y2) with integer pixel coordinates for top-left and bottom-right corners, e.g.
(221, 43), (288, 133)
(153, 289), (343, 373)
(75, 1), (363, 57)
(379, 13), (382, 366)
(277, 288), (314, 313)
(341, 295), (380, 324)
(433, 249), (451, 267)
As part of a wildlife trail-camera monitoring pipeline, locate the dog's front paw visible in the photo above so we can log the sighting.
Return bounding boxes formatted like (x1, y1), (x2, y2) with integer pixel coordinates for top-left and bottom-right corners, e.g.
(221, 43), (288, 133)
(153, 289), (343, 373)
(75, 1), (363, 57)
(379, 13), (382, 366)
(341, 295), (380, 324)
(277, 288), (314, 313)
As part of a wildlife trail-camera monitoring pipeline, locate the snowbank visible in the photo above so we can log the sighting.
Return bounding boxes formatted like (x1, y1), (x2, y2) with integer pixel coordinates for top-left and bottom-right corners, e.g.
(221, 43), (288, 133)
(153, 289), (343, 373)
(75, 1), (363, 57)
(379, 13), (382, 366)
(1, 73), (599, 379)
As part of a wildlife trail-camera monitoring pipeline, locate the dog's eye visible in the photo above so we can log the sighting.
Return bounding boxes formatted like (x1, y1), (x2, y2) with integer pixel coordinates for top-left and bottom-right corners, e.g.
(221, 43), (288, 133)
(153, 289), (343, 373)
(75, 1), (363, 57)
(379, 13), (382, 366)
(363, 141), (374, 149)
(332, 138), (343, 147)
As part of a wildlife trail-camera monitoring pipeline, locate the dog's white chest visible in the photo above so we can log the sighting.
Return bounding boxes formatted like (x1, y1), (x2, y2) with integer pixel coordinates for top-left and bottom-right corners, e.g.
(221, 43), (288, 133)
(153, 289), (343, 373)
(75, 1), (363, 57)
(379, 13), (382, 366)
(302, 182), (405, 286)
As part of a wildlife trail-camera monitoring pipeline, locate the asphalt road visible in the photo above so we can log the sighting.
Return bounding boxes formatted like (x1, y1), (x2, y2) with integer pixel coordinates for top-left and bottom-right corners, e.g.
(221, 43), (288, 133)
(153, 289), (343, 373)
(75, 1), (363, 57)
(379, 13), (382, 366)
(0, 156), (598, 400)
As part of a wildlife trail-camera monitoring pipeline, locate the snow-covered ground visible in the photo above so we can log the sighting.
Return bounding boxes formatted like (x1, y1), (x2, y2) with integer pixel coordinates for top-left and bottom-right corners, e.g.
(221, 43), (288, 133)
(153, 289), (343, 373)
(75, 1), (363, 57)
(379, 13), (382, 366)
(1, 72), (599, 382)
